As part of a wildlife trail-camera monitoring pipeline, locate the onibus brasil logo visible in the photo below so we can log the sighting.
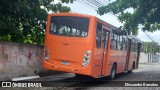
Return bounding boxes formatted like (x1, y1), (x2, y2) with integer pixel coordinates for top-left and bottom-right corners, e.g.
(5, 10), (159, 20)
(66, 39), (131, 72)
(2, 82), (42, 87)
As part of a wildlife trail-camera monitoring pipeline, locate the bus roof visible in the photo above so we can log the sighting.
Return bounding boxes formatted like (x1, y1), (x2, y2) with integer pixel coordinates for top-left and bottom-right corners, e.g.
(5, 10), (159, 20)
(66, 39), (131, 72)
(128, 35), (141, 43)
(49, 12), (94, 19)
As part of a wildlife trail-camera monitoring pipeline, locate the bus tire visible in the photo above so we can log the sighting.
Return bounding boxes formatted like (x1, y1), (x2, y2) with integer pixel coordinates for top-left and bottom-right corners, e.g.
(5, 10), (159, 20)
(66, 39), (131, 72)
(75, 74), (83, 77)
(128, 62), (135, 73)
(110, 64), (116, 79)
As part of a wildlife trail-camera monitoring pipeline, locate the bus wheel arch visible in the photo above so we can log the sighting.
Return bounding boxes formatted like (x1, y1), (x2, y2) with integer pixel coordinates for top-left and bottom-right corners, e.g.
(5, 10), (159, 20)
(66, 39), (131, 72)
(110, 62), (117, 79)
(132, 61), (136, 69)
(128, 61), (135, 73)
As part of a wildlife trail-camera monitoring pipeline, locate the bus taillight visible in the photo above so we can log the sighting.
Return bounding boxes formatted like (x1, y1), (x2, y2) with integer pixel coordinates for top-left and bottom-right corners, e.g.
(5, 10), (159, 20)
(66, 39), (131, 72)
(82, 50), (91, 66)
(44, 45), (49, 61)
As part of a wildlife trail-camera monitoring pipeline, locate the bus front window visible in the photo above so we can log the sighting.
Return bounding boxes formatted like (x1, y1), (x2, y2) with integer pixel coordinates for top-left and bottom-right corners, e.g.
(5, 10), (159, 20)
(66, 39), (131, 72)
(49, 16), (89, 37)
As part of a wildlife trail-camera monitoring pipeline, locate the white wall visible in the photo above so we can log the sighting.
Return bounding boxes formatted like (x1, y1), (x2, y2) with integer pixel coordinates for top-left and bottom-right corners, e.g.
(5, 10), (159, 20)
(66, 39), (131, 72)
(139, 52), (160, 63)
(0, 41), (43, 80)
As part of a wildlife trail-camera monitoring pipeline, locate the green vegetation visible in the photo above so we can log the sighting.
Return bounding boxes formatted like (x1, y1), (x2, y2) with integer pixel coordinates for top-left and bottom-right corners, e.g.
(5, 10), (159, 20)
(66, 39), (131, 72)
(143, 42), (160, 54)
(98, 0), (160, 35)
(0, 0), (73, 45)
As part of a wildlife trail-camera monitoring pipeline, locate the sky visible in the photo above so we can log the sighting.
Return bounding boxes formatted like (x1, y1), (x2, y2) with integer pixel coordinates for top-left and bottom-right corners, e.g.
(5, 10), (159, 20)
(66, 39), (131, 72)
(61, 0), (160, 44)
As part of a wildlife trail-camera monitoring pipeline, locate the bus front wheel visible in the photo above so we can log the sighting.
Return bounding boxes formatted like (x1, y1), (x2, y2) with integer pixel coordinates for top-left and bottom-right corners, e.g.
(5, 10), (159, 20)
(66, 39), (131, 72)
(128, 62), (135, 73)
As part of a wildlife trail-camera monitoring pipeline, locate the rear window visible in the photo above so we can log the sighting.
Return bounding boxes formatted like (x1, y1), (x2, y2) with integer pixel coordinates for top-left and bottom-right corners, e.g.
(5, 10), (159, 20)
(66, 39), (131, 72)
(49, 16), (89, 37)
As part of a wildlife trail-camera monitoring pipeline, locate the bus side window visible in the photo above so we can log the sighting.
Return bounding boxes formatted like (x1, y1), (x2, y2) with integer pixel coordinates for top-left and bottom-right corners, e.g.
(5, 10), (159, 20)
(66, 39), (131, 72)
(135, 41), (138, 52)
(110, 32), (117, 50)
(96, 23), (102, 48)
(119, 35), (123, 50)
(120, 35), (123, 42)
(102, 29), (106, 48)
(116, 36), (121, 50)
(134, 41), (136, 52)
(122, 35), (127, 51)
(131, 40), (135, 51)
(133, 40), (137, 52)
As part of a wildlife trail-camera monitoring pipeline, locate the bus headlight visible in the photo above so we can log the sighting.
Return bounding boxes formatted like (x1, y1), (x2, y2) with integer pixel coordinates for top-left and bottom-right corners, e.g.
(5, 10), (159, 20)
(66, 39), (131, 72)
(44, 45), (49, 61)
(82, 50), (91, 66)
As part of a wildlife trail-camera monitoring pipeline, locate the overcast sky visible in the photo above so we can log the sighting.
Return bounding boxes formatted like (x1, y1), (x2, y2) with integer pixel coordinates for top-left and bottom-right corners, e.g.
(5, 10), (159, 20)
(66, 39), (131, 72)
(62, 0), (160, 43)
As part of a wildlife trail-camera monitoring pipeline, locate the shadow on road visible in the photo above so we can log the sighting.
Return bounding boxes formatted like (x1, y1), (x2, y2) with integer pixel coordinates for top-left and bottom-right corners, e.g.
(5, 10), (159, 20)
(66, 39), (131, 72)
(56, 72), (130, 87)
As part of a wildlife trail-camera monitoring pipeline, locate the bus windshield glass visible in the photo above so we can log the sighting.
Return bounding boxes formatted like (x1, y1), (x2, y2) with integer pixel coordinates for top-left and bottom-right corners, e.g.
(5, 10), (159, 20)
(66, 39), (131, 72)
(49, 16), (89, 37)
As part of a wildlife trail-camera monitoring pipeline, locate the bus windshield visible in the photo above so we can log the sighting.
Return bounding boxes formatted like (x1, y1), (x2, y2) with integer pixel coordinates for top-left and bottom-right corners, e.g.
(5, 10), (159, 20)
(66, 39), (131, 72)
(49, 16), (89, 37)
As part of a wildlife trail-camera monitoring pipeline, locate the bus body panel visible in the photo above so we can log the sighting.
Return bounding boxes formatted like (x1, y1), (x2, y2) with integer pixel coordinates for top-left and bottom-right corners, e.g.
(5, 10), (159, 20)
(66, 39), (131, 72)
(108, 50), (127, 74)
(45, 36), (89, 68)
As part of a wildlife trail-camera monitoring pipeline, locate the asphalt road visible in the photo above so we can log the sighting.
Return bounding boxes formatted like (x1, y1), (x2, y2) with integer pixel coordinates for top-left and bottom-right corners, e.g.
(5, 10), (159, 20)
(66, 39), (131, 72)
(34, 63), (160, 81)
(1, 63), (160, 90)
(30, 63), (160, 89)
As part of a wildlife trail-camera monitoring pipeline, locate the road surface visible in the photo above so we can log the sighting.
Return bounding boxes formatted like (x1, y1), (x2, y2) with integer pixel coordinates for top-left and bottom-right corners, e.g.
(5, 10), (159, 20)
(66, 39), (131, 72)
(1, 63), (160, 90)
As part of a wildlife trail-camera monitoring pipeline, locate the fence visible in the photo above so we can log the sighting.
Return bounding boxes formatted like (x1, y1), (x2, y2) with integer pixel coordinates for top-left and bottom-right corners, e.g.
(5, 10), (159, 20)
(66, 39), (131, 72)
(139, 52), (160, 63)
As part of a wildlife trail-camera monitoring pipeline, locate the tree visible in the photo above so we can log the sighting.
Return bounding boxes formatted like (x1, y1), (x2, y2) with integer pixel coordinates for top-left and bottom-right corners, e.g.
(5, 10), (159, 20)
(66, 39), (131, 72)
(97, 0), (160, 35)
(0, 0), (73, 45)
(143, 42), (160, 54)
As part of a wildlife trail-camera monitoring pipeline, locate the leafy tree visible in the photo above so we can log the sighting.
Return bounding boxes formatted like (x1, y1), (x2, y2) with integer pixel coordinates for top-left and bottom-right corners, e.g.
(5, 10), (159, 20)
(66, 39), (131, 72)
(0, 0), (72, 45)
(143, 42), (160, 54)
(98, 0), (160, 35)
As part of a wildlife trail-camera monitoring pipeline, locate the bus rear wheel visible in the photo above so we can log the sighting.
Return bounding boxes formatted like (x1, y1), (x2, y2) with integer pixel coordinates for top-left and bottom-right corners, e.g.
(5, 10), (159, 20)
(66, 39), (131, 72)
(75, 74), (83, 77)
(110, 64), (116, 79)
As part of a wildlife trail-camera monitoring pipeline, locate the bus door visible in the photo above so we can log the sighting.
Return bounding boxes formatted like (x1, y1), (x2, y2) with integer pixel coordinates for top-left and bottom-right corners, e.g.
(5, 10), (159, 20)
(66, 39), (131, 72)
(125, 38), (132, 71)
(93, 23), (110, 77)
(100, 28), (110, 75)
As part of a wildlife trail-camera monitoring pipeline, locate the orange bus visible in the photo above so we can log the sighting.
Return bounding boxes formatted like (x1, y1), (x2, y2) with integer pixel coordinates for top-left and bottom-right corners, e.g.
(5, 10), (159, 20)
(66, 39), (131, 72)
(42, 13), (142, 79)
